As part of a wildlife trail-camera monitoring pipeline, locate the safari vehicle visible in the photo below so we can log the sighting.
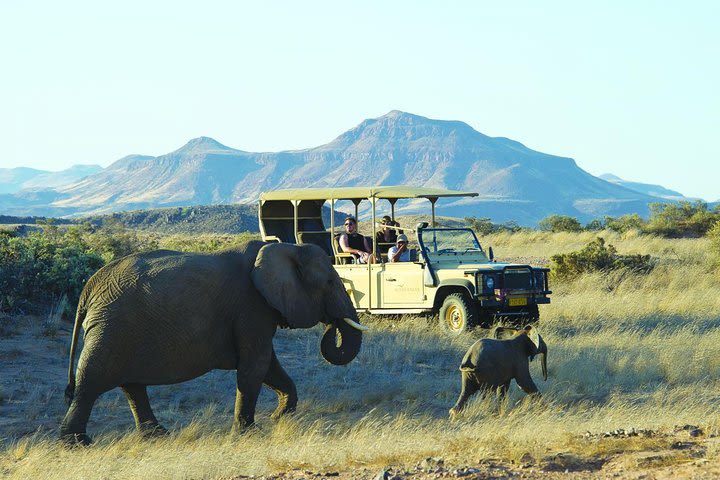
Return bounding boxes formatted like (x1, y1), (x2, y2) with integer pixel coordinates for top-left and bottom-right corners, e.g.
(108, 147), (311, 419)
(258, 186), (551, 334)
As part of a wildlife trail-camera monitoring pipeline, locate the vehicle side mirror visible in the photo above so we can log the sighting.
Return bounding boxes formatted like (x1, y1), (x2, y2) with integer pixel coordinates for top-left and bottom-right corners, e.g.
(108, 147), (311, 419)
(488, 246), (494, 261)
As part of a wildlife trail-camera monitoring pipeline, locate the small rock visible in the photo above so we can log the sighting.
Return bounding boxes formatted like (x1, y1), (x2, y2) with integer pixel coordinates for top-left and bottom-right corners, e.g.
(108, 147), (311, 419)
(375, 470), (390, 480)
(670, 441), (691, 450)
(689, 428), (704, 437)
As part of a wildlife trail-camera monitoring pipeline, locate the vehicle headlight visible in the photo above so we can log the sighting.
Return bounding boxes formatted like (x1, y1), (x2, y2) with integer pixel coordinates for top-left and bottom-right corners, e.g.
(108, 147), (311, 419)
(485, 276), (494, 290)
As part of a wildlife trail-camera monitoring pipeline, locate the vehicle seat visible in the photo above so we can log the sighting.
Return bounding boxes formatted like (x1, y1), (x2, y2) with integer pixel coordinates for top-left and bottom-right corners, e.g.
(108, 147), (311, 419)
(333, 233), (357, 264)
(297, 231), (333, 256)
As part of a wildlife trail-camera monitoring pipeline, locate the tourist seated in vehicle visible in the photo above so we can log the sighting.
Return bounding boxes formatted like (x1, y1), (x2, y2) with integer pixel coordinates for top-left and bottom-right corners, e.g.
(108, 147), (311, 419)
(375, 215), (402, 254)
(388, 234), (411, 262)
(339, 216), (375, 264)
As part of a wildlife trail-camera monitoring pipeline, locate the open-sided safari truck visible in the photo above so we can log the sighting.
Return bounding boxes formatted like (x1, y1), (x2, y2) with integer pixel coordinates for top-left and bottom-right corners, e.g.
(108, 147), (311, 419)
(258, 186), (551, 334)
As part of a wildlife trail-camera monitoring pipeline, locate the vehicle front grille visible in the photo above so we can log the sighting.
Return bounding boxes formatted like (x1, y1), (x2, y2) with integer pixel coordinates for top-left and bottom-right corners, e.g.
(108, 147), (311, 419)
(503, 268), (532, 289)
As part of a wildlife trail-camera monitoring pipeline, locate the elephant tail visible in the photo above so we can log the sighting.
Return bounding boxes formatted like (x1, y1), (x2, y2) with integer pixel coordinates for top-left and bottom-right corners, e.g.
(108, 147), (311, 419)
(65, 300), (87, 405)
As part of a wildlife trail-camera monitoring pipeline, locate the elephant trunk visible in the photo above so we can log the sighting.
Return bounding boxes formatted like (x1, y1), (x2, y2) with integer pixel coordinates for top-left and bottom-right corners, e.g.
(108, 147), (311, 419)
(320, 317), (364, 365)
(540, 351), (547, 381)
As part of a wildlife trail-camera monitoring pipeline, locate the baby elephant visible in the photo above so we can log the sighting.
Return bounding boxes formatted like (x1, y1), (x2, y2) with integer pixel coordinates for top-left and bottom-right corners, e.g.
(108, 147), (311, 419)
(449, 325), (548, 417)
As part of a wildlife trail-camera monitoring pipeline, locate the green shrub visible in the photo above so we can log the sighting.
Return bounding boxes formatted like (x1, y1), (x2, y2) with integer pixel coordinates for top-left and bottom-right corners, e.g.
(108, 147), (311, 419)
(538, 215), (583, 233)
(464, 217), (523, 235)
(645, 201), (720, 238)
(0, 228), (104, 313)
(550, 237), (654, 281)
(604, 214), (647, 233)
(708, 220), (720, 258)
(87, 227), (159, 262)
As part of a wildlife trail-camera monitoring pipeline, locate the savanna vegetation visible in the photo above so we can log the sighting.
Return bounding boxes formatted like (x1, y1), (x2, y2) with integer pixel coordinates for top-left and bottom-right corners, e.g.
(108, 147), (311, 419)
(1, 205), (720, 478)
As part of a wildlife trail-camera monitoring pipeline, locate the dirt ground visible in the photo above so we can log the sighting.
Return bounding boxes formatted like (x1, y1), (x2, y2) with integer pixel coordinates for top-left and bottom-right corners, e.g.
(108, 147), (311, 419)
(2, 315), (719, 480)
(244, 434), (720, 480)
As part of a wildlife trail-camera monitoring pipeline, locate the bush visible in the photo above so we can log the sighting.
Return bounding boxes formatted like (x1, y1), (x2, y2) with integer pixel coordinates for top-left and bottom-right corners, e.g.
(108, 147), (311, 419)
(550, 237), (654, 281)
(87, 226), (159, 262)
(0, 227), (104, 314)
(645, 201), (720, 238)
(465, 217), (523, 235)
(538, 215), (583, 233)
(605, 214), (647, 233)
(708, 220), (720, 258)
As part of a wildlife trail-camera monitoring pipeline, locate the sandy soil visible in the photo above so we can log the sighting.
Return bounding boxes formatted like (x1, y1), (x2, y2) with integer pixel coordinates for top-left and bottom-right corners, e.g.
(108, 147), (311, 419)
(1, 315), (719, 479)
(243, 434), (720, 480)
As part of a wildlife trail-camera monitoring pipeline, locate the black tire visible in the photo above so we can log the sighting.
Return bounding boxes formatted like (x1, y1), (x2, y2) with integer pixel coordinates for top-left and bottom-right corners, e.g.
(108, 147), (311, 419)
(439, 293), (477, 335)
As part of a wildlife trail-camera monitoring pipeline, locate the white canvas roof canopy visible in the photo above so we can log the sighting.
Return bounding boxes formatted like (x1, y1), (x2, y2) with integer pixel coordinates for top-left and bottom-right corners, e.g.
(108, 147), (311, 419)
(259, 185), (478, 230)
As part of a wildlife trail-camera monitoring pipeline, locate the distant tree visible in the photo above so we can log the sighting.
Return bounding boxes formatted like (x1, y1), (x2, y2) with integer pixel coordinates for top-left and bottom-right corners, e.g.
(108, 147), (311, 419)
(464, 217), (524, 235)
(605, 214), (647, 233)
(538, 215), (583, 233)
(465, 217), (497, 236)
(584, 218), (606, 231)
(645, 201), (720, 237)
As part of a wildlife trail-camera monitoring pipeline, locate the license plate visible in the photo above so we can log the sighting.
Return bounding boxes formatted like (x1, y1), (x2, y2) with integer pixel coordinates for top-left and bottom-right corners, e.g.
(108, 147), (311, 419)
(508, 297), (527, 306)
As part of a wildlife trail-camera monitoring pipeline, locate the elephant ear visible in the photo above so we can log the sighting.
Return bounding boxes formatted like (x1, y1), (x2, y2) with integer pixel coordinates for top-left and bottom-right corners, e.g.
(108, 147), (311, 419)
(524, 325), (541, 356)
(525, 325), (548, 380)
(493, 326), (519, 340)
(252, 243), (325, 329)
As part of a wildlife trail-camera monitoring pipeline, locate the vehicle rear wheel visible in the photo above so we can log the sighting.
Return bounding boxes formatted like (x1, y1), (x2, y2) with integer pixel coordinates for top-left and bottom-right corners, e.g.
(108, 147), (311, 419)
(439, 293), (477, 335)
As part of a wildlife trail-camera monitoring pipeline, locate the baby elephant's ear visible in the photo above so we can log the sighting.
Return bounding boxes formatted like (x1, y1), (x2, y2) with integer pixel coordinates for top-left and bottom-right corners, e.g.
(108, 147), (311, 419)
(524, 325), (541, 353)
(493, 326), (518, 340)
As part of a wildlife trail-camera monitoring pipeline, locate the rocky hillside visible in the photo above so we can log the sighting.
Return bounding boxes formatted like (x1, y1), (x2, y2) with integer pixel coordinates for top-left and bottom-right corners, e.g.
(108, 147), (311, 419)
(0, 165), (102, 194)
(599, 173), (689, 200)
(0, 111), (669, 225)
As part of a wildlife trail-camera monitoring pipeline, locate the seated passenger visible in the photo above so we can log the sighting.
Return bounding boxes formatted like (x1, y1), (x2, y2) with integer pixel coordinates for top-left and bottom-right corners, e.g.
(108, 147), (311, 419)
(339, 216), (375, 264)
(375, 215), (398, 254)
(388, 234), (411, 262)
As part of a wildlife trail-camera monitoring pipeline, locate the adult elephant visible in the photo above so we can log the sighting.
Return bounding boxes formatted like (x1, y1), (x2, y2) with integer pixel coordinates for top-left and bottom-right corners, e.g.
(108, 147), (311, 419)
(60, 241), (366, 445)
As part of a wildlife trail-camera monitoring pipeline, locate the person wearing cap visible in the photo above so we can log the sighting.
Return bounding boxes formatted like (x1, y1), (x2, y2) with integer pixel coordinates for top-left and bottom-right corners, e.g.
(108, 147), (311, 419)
(388, 234), (411, 262)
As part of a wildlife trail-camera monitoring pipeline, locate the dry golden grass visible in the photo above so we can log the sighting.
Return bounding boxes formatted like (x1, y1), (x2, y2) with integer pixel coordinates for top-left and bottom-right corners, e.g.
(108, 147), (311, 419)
(1, 231), (719, 478)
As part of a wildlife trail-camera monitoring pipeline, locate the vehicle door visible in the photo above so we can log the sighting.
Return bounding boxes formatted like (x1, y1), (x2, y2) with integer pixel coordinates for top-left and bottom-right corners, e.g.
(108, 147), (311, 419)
(380, 262), (425, 306)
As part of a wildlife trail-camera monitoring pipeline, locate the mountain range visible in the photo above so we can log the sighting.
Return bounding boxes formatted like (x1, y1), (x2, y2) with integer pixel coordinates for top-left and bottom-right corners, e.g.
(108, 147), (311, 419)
(0, 111), (696, 225)
(0, 165), (102, 194)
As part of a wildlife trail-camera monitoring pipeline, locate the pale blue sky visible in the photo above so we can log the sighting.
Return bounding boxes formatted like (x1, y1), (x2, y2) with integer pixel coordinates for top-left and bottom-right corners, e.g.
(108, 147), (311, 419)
(2, 1), (718, 200)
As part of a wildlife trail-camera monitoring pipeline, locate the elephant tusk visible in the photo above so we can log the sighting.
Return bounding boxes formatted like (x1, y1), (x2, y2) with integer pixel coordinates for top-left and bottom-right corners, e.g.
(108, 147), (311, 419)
(343, 317), (369, 331)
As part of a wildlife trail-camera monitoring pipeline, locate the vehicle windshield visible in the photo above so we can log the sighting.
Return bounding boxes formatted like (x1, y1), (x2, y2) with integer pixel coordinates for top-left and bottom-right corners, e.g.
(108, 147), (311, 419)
(419, 228), (484, 255)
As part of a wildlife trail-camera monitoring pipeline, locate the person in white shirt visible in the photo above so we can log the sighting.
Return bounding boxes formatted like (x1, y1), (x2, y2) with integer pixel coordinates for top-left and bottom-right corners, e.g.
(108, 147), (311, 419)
(388, 234), (411, 262)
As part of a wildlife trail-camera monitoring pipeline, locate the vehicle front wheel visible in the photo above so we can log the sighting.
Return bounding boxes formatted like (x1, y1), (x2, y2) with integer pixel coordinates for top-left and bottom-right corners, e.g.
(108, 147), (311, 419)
(439, 293), (477, 335)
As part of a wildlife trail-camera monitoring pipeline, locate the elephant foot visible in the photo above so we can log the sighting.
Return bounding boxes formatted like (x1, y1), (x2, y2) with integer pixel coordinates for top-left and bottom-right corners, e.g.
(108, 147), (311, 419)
(231, 420), (260, 436)
(60, 432), (92, 447)
(271, 403), (297, 420)
(138, 423), (169, 439)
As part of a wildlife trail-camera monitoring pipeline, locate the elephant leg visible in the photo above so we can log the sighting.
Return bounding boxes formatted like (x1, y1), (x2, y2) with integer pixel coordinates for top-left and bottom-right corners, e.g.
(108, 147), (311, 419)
(121, 384), (168, 438)
(233, 346), (272, 432)
(263, 349), (298, 419)
(60, 387), (101, 446)
(498, 380), (511, 398)
(449, 372), (481, 417)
